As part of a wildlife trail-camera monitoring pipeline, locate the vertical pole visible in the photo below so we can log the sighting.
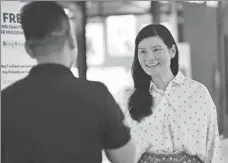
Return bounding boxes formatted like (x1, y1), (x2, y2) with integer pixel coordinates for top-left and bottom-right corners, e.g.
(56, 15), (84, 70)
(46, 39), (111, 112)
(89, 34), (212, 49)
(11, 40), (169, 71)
(217, 0), (225, 135)
(170, 1), (178, 42)
(223, 0), (228, 138)
(76, 2), (87, 79)
(150, 1), (160, 23)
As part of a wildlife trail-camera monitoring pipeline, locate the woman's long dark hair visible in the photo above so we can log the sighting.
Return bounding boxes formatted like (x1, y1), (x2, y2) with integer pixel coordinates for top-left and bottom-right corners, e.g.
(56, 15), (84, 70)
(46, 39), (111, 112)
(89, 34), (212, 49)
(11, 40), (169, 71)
(128, 24), (179, 122)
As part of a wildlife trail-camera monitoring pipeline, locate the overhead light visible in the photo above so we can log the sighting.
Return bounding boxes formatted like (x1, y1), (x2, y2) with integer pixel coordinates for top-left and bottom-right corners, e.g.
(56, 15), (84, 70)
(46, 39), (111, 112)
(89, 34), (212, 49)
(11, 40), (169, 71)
(159, 1), (169, 3)
(206, 1), (218, 8)
(188, 1), (205, 4)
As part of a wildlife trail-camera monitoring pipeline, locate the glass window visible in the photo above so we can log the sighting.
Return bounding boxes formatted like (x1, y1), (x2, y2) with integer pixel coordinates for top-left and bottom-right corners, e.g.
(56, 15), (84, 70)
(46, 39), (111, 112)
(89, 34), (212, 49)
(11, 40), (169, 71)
(106, 15), (136, 57)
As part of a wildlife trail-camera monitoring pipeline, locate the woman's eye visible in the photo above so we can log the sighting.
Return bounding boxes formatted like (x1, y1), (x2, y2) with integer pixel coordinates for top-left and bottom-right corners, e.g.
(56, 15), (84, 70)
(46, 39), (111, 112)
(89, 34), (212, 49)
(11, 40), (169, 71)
(153, 48), (160, 52)
(139, 50), (146, 54)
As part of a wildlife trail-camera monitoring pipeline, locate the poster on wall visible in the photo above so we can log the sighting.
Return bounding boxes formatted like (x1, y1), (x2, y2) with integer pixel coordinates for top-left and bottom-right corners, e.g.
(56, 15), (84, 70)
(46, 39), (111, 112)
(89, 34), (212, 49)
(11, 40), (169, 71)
(1, 1), (37, 90)
(106, 15), (136, 57)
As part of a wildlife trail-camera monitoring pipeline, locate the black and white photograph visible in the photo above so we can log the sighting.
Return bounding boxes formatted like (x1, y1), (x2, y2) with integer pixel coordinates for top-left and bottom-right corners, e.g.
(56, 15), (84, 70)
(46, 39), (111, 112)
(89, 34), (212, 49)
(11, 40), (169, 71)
(1, 1), (228, 163)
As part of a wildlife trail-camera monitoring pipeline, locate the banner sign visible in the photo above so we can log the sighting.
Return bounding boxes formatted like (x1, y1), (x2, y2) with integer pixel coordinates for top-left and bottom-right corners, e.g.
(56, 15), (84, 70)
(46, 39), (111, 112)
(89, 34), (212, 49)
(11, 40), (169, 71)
(1, 1), (37, 90)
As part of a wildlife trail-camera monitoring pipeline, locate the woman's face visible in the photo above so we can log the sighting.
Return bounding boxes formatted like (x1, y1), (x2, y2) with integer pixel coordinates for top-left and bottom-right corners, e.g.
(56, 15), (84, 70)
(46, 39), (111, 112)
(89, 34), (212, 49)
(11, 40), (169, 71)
(137, 36), (175, 76)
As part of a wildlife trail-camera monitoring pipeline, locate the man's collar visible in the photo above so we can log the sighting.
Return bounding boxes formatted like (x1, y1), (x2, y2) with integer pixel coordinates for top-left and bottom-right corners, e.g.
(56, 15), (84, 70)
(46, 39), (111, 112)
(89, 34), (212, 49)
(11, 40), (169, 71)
(29, 63), (73, 76)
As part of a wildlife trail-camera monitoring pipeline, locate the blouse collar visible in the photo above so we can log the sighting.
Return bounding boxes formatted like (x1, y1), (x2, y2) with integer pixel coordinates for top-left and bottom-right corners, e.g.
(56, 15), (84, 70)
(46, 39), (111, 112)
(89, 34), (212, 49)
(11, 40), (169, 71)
(149, 71), (185, 93)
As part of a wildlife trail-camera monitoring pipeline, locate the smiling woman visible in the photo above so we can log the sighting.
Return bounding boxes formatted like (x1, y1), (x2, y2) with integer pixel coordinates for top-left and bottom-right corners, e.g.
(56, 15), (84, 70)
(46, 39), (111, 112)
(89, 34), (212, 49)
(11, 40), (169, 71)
(128, 24), (178, 123)
(137, 36), (176, 79)
(125, 24), (224, 163)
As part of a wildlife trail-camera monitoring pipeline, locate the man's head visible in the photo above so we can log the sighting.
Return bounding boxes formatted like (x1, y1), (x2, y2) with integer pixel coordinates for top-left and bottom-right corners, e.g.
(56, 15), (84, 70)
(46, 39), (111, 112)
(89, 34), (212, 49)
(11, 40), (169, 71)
(20, 1), (77, 68)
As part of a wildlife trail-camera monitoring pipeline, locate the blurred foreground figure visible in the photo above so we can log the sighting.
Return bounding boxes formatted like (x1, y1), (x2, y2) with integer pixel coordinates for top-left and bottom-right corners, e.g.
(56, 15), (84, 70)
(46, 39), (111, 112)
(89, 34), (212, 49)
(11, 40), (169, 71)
(1, 2), (136, 163)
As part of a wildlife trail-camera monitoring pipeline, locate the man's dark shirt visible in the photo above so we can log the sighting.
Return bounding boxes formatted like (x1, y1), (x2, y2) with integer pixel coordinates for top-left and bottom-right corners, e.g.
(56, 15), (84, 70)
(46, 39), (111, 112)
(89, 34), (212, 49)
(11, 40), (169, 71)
(1, 64), (130, 163)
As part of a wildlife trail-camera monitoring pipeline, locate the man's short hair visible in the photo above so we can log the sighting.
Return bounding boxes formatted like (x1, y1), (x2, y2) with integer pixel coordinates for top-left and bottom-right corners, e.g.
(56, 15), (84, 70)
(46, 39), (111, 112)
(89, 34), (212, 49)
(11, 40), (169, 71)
(20, 1), (70, 47)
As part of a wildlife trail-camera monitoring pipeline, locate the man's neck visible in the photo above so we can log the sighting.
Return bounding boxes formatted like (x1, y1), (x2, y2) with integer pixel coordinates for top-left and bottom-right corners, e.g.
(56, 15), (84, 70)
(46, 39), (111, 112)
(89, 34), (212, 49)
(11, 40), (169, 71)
(36, 55), (70, 69)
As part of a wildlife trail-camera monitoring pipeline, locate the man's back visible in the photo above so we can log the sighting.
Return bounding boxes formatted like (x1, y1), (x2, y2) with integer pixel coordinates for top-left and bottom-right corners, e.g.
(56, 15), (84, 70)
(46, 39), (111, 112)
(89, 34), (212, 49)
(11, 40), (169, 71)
(2, 64), (131, 163)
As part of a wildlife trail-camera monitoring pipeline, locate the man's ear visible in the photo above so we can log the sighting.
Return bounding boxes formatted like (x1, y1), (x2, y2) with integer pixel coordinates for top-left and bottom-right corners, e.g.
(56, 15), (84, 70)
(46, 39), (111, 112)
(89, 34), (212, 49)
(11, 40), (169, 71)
(170, 44), (176, 59)
(25, 41), (35, 58)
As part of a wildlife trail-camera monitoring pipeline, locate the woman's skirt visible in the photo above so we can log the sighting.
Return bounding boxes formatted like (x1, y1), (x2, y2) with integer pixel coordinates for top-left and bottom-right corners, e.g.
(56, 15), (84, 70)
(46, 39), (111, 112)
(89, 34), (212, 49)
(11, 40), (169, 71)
(138, 152), (203, 163)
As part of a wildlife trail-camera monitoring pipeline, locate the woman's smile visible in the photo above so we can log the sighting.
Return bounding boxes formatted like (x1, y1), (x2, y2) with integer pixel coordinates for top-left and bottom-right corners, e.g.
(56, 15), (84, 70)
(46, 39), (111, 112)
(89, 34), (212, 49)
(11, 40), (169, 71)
(146, 62), (160, 68)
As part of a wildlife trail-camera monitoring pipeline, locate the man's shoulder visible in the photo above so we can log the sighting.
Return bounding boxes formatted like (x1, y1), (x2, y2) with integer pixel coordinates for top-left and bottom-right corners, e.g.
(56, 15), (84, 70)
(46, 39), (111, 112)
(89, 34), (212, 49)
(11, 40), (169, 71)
(2, 78), (26, 95)
(1, 78), (30, 106)
(71, 77), (108, 94)
(70, 78), (110, 108)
